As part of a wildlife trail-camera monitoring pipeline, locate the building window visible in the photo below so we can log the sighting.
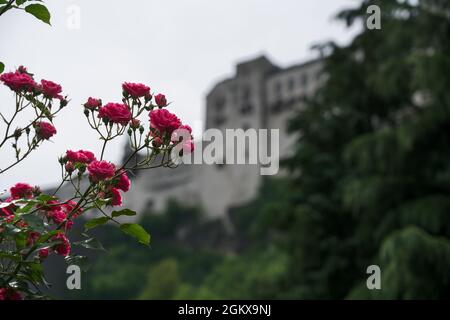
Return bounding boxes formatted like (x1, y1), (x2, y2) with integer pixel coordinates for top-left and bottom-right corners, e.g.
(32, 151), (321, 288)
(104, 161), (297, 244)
(275, 82), (282, 95)
(239, 104), (253, 115)
(215, 97), (226, 112)
(214, 115), (227, 126)
(288, 78), (295, 91)
(301, 73), (308, 87)
(270, 101), (283, 114)
(242, 86), (251, 101)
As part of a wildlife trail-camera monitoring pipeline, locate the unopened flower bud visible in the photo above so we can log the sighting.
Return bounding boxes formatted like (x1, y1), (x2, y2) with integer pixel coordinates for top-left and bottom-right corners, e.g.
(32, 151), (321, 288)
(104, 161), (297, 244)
(32, 186), (41, 196)
(78, 164), (86, 173)
(152, 137), (162, 148)
(130, 118), (140, 129)
(14, 128), (22, 139)
(127, 128), (133, 136)
(25, 127), (31, 135)
(139, 126), (145, 134)
(60, 99), (68, 108)
(65, 161), (75, 173)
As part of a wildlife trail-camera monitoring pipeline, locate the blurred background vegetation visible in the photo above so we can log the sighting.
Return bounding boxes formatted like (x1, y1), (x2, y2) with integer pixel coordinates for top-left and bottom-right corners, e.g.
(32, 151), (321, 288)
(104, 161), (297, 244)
(61, 0), (450, 299)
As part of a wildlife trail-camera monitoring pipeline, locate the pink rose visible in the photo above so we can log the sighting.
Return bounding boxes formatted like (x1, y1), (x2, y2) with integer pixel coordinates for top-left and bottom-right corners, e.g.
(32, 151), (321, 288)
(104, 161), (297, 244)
(116, 171), (131, 192)
(10, 182), (33, 199)
(109, 188), (122, 206)
(0, 71), (36, 92)
(171, 124), (193, 143)
(66, 149), (96, 164)
(40, 79), (62, 98)
(98, 103), (132, 125)
(35, 121), (57, 140)
(122, 82), (150, 98)
(84, 97), (102, 110)
(149, 109), (181, 135)
(0, 288), (23, 301)
(26, 231), (41, 246)
(62, 200), (83, 218)
(51, 210), (67, 224)
(183, 140), (195, 154)
(87, 160), (116, 181)
(39, 248), (50, 259)
(154, 93), (167, 107)
(53, 233), (71, 256)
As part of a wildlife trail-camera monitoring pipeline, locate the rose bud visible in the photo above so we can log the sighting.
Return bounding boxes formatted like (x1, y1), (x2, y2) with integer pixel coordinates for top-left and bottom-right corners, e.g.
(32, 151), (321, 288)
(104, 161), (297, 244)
(152, 137), (162, 148)
(65, 161), (75, 173)
(130, 118), (141, 129)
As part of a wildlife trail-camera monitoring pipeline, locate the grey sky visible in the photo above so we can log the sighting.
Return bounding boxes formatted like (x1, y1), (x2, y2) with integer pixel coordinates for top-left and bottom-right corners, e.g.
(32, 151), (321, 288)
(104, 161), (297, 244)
(0, 0), (358, 190)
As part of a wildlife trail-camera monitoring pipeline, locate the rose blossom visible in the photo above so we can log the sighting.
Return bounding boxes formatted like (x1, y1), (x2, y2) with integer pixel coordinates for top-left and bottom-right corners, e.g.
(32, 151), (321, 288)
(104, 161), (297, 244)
(66, 149), (96, 164)
(171, 124), (193, 143)
(98, 103), (131, 125)
(183, 140), (195, 154)
(109, 188), (122, 206)
(122, 82), (150, 98)
(10, 182), (33, 199)
(84, 97), (102, 110)
(154, 93), (167, 107)
(62, 200), (83, 218)
(40, 79), (62, 98)
(0, 71), (36, 92)
(35, 121), (57, 140)
(53, 233), (71, 256)
(0, 288), (23, 300)
(26, 231), (40, 246)
(39, 248), (50, 259)
(87, 160), (116, 181)
(149, 109), (181, 135)
(116, 171), (131, 192)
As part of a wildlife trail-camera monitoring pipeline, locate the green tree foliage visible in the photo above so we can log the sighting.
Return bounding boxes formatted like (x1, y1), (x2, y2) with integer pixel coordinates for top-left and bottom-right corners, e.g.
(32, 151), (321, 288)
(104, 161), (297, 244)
(282, 0), (450, 299)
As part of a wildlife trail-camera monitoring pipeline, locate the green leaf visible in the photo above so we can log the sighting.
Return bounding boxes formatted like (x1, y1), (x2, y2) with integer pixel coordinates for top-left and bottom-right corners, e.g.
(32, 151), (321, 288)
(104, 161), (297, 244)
(0, 62), (4, 74)
(112, 209), (137, 218)
(84, 216), (110, 231)
(15, 232), (27, 250)
(16, 0), (27, 6)
(22, 261), (45, 284)
(0, 251), (21, 262)
(22, 213), (45, 233)
(25, 3), (51, 25)
(74, 238), (106, 251)
(36, 194), (56, 202)
(120, 223), (151, 246)
(15, 202), (35, 214)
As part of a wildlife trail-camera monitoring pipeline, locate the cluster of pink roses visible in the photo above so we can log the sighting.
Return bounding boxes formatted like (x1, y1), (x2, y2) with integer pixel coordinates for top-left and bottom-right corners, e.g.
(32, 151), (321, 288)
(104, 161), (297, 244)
(0, 66), (62, 142)
(0, 182), (76, 268)
(61, 149), (131, 207)
(0, 66), (66, 101)
(83, 81), (194, 157)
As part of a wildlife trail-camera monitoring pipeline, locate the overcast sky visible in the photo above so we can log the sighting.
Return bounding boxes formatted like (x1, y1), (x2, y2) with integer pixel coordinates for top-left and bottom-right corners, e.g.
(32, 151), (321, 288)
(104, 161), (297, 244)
(0, 0), (358, 190)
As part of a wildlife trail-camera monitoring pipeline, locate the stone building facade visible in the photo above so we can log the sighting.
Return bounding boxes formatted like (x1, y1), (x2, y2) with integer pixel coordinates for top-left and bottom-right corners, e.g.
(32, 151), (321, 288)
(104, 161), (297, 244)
(123, 55), (323, 219)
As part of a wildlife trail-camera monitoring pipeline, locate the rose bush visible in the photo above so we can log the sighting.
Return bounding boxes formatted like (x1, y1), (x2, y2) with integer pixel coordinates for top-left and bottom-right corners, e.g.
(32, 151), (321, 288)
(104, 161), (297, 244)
(0, 72), (193, 299)
(0, 2), (194, 300)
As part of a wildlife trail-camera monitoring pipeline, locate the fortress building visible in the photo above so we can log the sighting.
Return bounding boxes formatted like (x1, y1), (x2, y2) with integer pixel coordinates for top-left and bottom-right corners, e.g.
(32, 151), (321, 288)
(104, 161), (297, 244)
(124, 55), (324, 218)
